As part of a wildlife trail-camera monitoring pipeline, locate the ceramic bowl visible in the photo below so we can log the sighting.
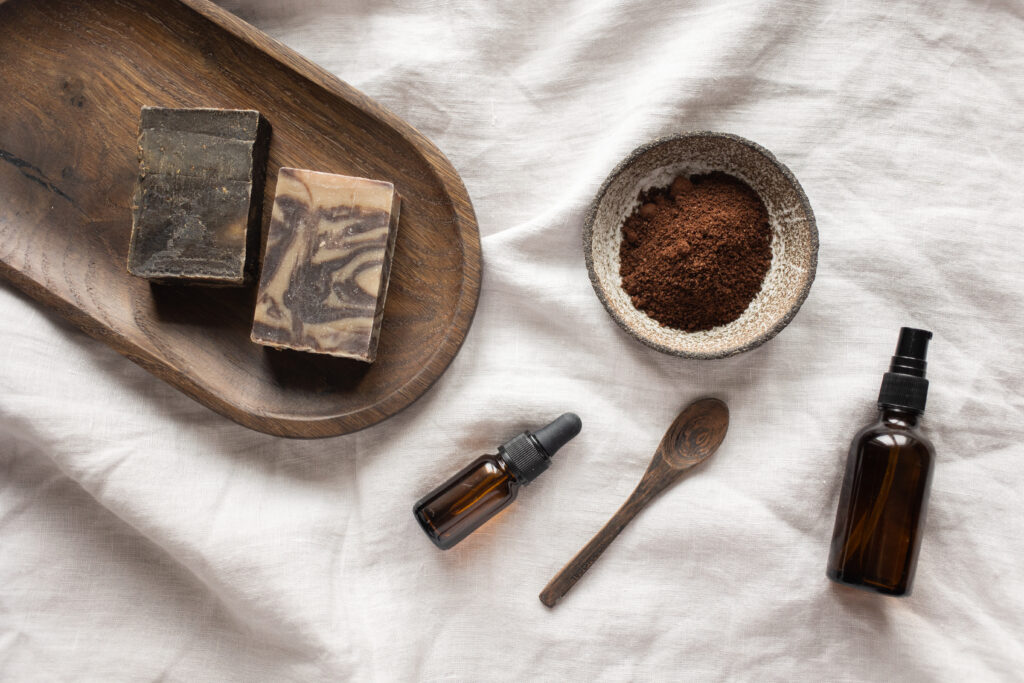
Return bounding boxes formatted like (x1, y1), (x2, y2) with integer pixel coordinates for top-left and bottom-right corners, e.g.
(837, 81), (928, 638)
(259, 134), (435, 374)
(583, 132), (818, 359)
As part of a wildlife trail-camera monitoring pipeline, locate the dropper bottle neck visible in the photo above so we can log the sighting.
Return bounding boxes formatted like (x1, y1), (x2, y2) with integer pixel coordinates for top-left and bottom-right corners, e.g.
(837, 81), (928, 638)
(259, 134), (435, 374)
(498, 413), (582, 485)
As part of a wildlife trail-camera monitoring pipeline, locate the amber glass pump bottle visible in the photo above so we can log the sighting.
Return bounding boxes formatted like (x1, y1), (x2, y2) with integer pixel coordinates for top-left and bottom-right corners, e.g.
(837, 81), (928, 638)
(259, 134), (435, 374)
(414, 413), (582, 550)
(827, 327), (935, 596)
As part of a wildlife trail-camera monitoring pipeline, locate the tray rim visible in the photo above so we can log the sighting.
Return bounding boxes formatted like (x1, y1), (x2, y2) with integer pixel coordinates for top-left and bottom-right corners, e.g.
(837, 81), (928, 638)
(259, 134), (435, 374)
(0, 0), (482, 438)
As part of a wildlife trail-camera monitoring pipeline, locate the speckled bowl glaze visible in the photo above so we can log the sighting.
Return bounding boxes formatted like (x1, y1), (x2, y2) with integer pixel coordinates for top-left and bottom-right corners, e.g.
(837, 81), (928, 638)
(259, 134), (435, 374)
(583, 132), (818, 359)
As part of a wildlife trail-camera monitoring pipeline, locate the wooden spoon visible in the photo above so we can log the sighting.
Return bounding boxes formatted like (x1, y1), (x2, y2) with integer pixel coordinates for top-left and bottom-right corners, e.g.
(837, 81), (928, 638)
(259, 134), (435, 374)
(539, 397), (729, 608)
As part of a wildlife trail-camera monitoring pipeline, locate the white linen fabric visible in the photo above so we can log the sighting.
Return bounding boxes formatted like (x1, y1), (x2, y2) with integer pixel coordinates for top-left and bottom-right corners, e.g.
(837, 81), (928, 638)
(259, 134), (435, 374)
(2, 0), (1023, 680)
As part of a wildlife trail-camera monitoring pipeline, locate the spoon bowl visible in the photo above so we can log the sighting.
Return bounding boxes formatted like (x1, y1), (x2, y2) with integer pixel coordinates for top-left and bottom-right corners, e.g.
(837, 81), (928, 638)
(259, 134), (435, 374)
(539, 397), (729, 608)
(659, 398), (729, 468)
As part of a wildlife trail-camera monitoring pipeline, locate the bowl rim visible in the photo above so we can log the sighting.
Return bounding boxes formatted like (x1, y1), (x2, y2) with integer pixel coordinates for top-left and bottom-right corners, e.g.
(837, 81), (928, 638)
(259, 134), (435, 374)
(582, 131), (819, 359)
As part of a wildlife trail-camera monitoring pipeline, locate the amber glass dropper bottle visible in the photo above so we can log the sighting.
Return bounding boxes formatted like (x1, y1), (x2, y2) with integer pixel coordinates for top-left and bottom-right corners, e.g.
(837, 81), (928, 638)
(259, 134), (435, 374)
(414, 413), (582, 550)
(827, 327), (935, 596)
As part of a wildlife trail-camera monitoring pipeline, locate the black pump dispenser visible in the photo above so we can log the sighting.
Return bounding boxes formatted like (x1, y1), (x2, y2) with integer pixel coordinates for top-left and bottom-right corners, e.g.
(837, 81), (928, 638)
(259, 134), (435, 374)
(878, 327), (932, 413)
(500, 413), (582, 484)
(828, 327), (937, 595)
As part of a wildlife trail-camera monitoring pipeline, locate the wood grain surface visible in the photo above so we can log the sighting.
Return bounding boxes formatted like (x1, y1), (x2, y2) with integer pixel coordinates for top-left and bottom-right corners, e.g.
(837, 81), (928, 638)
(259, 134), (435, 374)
(0, 0), (482, 437)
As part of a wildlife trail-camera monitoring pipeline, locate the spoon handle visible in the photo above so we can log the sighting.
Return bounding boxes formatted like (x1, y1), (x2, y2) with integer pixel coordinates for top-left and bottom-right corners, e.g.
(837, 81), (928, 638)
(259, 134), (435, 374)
(539, 482), (660, 608)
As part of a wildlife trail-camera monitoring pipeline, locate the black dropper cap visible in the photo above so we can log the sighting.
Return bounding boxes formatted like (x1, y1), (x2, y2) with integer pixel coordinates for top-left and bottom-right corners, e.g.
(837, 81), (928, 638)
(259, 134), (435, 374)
(498, 413), (582, 484)
(877, 327), (933, 413)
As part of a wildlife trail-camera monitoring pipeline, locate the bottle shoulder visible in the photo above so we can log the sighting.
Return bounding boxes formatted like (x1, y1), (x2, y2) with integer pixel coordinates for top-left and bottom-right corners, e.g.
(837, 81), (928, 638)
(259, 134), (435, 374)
(450, 453), (516, 481)
(853, 417), (935, 457)
(478, 453), (521, 486)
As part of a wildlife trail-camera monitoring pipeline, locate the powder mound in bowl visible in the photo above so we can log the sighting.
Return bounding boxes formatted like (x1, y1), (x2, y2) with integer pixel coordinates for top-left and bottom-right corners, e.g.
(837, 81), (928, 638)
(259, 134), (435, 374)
(619, 172), (771, 332)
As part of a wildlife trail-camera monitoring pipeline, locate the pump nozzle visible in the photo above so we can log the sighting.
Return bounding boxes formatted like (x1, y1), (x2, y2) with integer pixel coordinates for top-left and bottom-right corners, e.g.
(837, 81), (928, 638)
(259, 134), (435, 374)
(878, 327), (933, 413)
(895, 327), (931, 360)
(890, 327), (932, 377)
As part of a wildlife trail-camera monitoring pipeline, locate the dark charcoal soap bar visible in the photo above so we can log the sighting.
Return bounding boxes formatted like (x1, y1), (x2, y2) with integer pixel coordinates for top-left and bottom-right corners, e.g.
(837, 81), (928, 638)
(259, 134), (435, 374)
(127, 107), (270, 285)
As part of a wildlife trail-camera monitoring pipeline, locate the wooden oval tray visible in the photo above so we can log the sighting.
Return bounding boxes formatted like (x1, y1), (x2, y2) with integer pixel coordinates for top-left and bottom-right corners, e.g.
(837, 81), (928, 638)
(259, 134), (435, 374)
(0, 0), (482, 437)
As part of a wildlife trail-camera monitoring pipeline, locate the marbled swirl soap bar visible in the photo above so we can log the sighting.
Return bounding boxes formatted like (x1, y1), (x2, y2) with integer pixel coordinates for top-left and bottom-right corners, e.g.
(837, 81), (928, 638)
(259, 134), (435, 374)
(251, 168), (402, 362)
(127, 107), (270, 285)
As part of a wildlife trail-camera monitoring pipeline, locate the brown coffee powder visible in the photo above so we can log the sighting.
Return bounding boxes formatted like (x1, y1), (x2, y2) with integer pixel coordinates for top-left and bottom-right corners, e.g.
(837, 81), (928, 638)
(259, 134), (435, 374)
(619, 172), (771, 332)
